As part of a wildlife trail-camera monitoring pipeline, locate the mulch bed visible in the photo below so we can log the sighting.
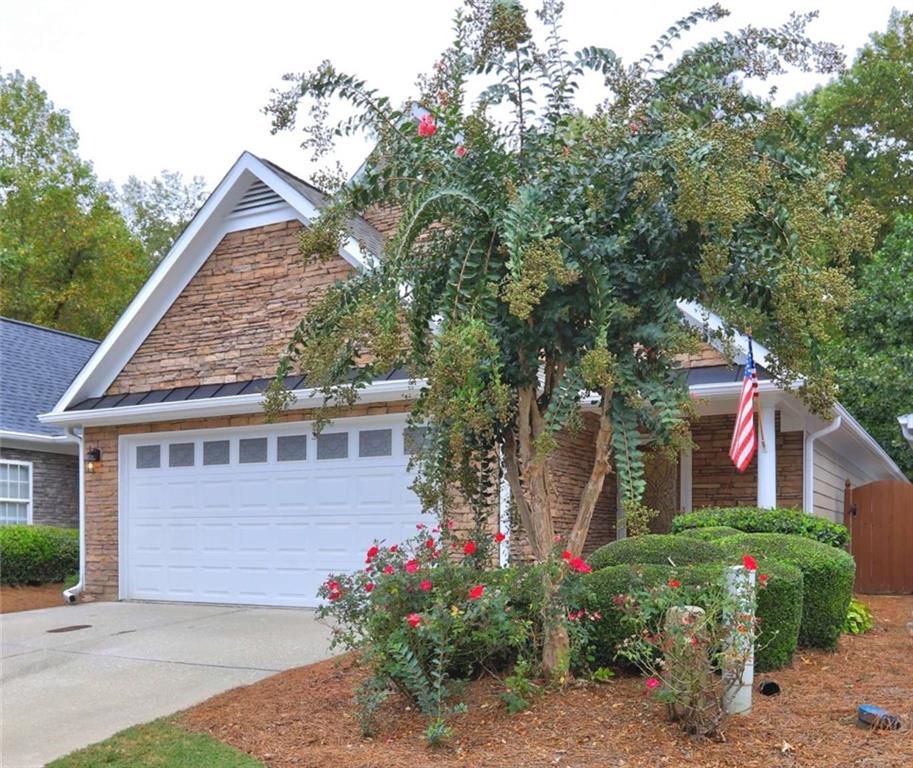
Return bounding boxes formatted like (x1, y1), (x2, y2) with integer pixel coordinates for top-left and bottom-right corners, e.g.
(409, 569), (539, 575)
(0, 582), (66, 613)
(182, 594), (913, 768)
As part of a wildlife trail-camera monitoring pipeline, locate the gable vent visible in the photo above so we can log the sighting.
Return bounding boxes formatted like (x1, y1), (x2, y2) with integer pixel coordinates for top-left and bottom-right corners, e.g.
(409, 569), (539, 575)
(231, 181), (283, 214)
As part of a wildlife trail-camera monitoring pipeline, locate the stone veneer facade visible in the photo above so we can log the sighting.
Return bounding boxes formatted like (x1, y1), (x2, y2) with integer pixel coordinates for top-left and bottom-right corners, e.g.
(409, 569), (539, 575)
(80, 213), (805, 600)
(0, 447), (79, 528)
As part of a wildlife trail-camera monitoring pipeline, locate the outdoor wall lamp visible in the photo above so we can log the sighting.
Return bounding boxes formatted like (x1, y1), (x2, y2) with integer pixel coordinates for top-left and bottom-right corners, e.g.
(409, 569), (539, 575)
(86, 447), (102, 473)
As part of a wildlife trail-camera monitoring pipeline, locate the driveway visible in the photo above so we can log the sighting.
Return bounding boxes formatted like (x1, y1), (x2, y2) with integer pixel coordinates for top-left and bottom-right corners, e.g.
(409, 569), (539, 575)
(0, 601), (333, 767)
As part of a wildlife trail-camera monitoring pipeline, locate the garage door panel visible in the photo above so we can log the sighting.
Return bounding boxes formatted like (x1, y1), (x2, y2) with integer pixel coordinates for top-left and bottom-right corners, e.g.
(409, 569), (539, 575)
(124, 418), (424, 607)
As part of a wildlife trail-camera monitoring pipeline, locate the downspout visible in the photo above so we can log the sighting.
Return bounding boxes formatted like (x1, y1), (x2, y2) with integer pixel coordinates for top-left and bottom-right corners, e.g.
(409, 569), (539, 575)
(63, 427), (85, 604)
(803, 416), (842, 514)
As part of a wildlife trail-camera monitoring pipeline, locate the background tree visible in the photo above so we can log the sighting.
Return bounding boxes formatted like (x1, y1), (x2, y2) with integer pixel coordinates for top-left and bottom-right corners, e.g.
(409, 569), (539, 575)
(794, 10), (912, 233)
(118, 170), (208, 266)
(0, 70), (147, 338)
(827, 216), (913, 478)
(264, 1), (872, 674)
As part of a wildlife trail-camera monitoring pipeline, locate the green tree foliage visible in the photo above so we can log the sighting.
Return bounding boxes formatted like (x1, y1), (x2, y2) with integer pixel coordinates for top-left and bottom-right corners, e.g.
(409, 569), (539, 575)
(118, 171), (208, 266)
(795, 10), (913, 231)
(828, 216), (913, 478)
(0, 70), (147, 338)
(264, 1), (873, 673)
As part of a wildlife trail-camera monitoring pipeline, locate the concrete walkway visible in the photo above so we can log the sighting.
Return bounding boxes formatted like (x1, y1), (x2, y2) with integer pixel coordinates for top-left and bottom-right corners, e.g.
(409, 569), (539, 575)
(0, 601), (333, 767)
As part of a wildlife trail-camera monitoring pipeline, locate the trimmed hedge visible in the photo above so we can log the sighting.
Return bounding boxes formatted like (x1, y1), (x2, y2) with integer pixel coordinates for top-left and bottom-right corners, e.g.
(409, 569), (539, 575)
(671, 506), (849, 549)
(0, 525), (79, 586)
(676, 525), (743, 541)
(718, 533), (855, 649)
(587, 534), (724, 571)
(581, 560), (803, 671)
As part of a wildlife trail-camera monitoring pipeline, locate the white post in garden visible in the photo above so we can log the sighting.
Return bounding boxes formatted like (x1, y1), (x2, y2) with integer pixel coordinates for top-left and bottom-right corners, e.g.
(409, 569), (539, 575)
(723, 565), (755, 715)
(756, 404), (777, 509)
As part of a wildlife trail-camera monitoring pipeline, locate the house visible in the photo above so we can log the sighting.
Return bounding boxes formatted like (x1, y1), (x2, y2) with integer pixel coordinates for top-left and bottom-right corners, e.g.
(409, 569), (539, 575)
(900, 414), (913, 449)
(0, 317), (99, 527)
(39, 152), (906, 607)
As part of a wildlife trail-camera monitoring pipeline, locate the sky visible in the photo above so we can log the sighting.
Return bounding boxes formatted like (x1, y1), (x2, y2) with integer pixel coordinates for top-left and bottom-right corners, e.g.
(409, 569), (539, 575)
(1, 1), (903, 191)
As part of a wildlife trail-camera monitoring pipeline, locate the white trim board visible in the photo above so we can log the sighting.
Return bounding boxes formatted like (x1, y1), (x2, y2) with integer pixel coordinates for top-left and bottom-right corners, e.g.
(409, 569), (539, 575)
(48, 152), (370, 415)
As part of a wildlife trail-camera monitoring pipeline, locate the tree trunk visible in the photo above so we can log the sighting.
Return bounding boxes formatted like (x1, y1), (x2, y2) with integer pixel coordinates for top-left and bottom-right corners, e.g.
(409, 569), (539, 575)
(541, 568), (570, 679)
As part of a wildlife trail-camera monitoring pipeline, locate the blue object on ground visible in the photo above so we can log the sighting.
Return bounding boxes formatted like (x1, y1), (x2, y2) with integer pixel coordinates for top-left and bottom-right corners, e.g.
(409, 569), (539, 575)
(857, 704), (902, 730)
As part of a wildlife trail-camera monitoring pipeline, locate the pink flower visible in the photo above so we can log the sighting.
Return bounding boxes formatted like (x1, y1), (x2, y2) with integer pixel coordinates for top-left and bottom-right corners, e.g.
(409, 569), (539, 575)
(417, 113), (437, 137)
(326, 580), (340, 592)
(742, 554), (758, 572)
(645, 677), (661, 690)
(416, 523), (426, 530)
(494, 532), (506, 543)
(464, 541), (477, 556)
(389, 545), (398, 553)
(568, 557), (592, 574)
(404, 559), (419, 574)
(383, 565), (395, 575)
(455, 145), (466, 158)
(419, 579), (433, 592)
(365, 582), (374, 593)
(447, 520), (455, 530)
(468, 584), (485, 600)
(406, 613), (422, 628)
(553, 534), (562, 543)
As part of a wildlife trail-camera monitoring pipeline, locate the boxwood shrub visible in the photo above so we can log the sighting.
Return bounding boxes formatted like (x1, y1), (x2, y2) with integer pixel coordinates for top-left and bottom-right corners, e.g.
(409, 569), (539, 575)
(676, 525), (743, 541)
(0, 525), (79, 586)
(718, 532), (854, 649)
(587, 534), (724, 571)
(671, 506), (849, 549)
(581, 560), (803, 671)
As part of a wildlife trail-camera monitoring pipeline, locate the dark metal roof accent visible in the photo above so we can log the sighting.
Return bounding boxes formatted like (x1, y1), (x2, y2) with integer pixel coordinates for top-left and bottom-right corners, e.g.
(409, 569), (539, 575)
(0, 317), (100, 435)
(66, 369), (413, 412)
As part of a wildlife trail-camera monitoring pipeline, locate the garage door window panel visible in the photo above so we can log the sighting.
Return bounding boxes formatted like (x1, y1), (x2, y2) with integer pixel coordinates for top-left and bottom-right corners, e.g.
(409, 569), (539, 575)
(239, 437), (268, 464)
(203, 440), (230, 466)
(317, 432), (348, 460)
(359, 429), (392, 457)
(277, 434), (307, 462)
(136, 445), (161, 469)
(169, 443), (195, 467)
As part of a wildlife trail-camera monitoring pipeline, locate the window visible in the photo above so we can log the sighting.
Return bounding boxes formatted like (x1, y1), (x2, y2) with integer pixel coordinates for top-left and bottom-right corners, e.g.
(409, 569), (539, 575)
(277, 435), (307, 462)
(359, 429), (392, 457)
(0, 461), (31, 525)
(239, 437), (268, 464)
(136, 445), (161, 469)
(316, 432), (348, 460)
(169, 443), (195, 467)
(203, 440), (230, 466)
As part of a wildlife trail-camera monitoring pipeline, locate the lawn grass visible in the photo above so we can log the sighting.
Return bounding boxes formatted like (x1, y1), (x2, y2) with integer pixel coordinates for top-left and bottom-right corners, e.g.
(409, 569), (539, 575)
(46, 718), (262, 768)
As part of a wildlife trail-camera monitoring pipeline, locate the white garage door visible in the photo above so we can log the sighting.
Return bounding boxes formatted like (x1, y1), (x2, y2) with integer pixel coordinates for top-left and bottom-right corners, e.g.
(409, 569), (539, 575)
(121, 417), (425, 607)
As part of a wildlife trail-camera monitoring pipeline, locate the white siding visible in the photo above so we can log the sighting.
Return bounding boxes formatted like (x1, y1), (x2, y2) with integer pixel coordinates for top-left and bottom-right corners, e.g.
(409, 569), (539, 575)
(813, 444), (867, 523)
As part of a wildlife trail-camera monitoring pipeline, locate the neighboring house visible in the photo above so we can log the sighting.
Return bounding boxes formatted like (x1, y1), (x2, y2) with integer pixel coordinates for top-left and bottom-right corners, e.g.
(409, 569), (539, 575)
(899, 414), (913, 449)
(40, 152), (906, 607)
(1, 318), (99, 527)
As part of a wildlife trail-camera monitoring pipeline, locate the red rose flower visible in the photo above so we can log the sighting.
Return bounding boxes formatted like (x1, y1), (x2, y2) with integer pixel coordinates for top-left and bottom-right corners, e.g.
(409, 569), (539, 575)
(569, 557), (592, 574)
(668, 579), (681, 588)
(494, 532), (506, 543)
(326, 580), (340, 592)
(455, 145), (466, 158)
(406, 613), (422, 628)
(468, 584), (484, 600)
(366, 545), (379, 562)
(328, 590), (343, 601)
(417, 114), (437, 137)
(419, 579), (433, 592)
(389, 545), (398, 553)
(425, 538), (435, 549)
(645, 676), (661, 690)
(464, 541), (477, 556)
(404, 559), (419, 574)
(759, 573), (769, 584)
(742, 554), (758, 572)
(383, 565), (395, 575)
(365, 582), (374, 593)
(561, 550), (572, 561)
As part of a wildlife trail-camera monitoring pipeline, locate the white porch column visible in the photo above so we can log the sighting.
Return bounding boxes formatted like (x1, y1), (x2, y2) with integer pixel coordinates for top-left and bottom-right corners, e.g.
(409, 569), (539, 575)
(679, 441), (693, 513)
(756, 405), (777, 508)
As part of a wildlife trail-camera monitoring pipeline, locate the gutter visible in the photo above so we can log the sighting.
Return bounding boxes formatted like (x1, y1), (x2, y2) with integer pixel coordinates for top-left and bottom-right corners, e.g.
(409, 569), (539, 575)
(62, 427), (85, 604)
(897, 414), (913, 448)
(803, 416), (842, 514)
(39, 379), (424, 429)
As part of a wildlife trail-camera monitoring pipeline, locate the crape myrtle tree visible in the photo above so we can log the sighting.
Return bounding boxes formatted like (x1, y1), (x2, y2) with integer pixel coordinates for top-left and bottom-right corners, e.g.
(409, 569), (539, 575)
(264, 1), (875, 674)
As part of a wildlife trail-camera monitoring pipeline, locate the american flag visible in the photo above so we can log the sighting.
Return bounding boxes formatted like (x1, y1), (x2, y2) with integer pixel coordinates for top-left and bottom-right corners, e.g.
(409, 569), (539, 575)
(729, 337), (759, 472)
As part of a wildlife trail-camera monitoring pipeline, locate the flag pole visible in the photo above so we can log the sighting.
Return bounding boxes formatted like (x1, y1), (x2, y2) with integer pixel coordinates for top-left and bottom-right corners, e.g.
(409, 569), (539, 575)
(748, 333), (766, 452)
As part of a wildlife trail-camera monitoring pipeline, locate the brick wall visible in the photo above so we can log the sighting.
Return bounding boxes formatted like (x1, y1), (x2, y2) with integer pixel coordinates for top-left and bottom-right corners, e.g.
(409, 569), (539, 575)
(676, 344), (729, 369)
(108, 221), (353, 394)
(0, 447), (79, 528)
(690, 413), (802, 509)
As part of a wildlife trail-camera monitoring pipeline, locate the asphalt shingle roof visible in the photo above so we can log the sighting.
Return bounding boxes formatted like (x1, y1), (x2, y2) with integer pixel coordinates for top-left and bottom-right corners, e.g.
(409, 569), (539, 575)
(1, 318), (99, 437)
